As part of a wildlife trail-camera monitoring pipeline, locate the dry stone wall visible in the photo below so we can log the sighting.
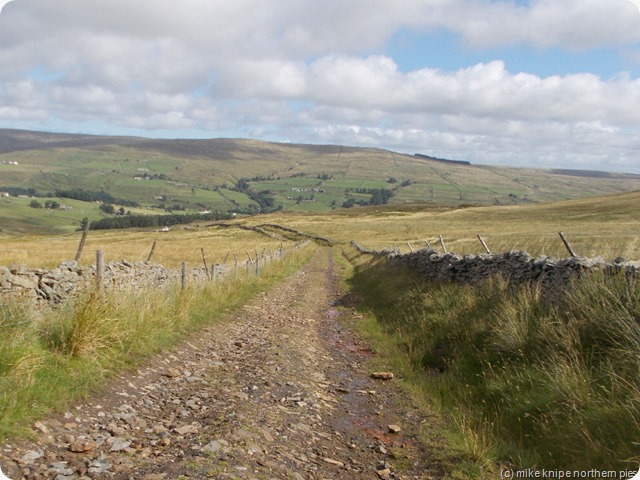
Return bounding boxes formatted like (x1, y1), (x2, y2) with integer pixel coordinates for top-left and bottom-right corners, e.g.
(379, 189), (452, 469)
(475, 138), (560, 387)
(0, 260), (222, 308)
(351, 241), (640, 295)
(0, 244), (301, 309)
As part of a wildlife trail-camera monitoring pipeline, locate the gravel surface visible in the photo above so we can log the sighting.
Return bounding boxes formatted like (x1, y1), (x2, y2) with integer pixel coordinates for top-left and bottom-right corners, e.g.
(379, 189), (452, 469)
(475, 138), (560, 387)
(1, 249), (441, 479)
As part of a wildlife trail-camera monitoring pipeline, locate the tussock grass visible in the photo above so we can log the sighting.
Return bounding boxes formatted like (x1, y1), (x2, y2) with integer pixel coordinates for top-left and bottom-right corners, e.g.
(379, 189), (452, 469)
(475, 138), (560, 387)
(0, 243), (315, 440)
(342, 246), (640, 471)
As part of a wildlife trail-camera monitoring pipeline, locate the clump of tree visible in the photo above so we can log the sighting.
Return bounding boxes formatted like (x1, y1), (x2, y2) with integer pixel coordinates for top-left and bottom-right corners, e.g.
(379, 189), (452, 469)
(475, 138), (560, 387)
(342, 188), (394, 208)
(136, 172), (167, 180)
(89, 211), (231, 230)
(232, 178), (277, 213)
(7, 187), (46, 197)
(99, 203), (115, 214)
(55, 189), (139, 207)
(30, 199), (61, 209)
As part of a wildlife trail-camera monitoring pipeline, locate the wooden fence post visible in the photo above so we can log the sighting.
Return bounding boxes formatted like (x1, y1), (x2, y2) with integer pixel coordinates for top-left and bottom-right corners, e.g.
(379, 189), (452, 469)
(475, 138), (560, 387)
(439, 235), (448, 253)
(96, 250), (104, 291)
(477, 234), (491, 254)
(234, 254), (239, 276)
(181, 261), (187, 290)
(201, 248), (210, 280)
(146, 240), (157, 262)
(407, 242), (414, 253)
(75, 223), (89, 262)
(559, 231), (577, 258)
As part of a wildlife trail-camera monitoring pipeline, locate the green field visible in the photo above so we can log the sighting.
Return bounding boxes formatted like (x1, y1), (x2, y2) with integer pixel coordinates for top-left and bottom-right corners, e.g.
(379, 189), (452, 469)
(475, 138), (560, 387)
(1, 129), (640, 235)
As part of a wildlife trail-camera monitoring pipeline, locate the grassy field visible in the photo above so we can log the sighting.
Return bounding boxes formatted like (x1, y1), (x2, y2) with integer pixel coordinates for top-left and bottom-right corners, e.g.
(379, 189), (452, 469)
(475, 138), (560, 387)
(3, 190), (639, 268)
(240, 190), (640, 261)
(0, 222), (291, 269)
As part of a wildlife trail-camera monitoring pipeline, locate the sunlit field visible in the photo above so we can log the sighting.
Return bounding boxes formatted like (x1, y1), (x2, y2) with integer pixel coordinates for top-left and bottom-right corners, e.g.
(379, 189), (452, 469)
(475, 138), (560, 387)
(0, 224), (290, 269)
(242, 190), (640, 260)
(1, 190), (639, 270)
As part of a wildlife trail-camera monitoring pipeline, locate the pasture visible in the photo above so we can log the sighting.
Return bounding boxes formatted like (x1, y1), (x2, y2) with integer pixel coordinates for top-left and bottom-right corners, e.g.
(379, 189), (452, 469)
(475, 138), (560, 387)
(2, 190), (639, 272)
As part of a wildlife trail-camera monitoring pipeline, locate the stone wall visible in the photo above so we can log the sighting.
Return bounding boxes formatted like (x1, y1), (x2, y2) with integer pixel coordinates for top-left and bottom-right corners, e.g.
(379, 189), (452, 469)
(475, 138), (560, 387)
(0, 260), (224, 308)
(0, 242), (307, 309)
(351, 241), (640, 295)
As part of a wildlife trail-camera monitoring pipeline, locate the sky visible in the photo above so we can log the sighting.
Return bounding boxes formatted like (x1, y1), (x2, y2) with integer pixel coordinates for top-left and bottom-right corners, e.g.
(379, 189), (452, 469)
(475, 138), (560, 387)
(1, 1), (640, 173)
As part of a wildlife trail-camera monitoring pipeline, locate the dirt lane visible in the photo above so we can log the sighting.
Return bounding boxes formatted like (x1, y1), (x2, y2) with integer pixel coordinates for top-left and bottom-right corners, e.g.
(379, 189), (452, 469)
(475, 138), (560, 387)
(1, 249), (438, 479)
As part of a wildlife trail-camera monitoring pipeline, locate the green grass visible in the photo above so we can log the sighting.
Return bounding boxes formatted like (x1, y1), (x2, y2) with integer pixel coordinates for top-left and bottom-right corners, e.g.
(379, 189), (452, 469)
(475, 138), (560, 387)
(0, 195), (166, 235)
(0, 243), (316, 440)
(340, 245), (640, 472)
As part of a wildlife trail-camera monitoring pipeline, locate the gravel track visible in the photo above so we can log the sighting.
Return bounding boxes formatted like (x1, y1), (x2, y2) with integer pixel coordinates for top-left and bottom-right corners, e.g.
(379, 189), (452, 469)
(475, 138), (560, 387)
(1, 248), (439, 480)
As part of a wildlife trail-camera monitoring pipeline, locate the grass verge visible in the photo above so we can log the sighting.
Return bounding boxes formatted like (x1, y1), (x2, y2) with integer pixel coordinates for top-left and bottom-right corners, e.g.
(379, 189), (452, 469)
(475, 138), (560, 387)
(337, 245), (640, 474)
(0, 243), (316, 441)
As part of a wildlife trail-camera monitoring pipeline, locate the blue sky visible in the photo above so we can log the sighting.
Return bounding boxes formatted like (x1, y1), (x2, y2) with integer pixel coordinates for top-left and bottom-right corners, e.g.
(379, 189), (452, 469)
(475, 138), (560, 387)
(1, 0), (640, 173)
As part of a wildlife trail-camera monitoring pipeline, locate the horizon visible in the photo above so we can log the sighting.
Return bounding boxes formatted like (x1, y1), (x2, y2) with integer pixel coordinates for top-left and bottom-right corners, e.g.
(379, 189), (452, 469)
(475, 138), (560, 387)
(1, 1), (640, 174)
(5, 127), (640, 178)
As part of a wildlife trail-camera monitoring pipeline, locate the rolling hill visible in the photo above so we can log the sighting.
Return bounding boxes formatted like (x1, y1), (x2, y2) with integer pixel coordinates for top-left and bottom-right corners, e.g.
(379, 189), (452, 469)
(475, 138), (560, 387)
(1, 128), (639, 235)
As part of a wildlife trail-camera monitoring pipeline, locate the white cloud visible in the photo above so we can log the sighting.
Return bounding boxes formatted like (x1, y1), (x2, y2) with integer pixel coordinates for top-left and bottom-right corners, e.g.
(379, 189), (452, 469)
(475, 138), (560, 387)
(437, 0), (640, 49)
(1, 0), (640, 172)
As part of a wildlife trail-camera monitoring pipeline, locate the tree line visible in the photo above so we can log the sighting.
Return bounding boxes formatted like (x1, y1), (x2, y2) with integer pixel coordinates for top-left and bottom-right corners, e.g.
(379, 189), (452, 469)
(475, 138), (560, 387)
(55, 188), (139, 207)
(89, 211), (231, 230)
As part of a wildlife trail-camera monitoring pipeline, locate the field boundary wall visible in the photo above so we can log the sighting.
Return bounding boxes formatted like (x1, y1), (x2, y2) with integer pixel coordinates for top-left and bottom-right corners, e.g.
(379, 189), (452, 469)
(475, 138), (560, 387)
(350, 241), (640, 295)
(0, 243), (305, 309)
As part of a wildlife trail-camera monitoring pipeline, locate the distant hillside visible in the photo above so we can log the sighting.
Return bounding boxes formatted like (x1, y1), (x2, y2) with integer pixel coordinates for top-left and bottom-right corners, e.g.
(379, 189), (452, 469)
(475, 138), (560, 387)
(1, 129), (640, 235)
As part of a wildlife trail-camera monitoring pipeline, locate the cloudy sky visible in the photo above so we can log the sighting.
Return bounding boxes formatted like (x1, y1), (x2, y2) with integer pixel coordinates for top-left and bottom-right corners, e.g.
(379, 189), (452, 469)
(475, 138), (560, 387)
(1, 0), (640, 173)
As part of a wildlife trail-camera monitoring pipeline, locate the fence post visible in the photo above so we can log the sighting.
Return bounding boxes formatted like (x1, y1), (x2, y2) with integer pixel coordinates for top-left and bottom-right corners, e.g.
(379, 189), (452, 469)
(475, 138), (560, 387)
(147, 240), (157, 262)
(75, 223), (90, 262)
(234, 254), (239, 276)
(96, 250), (104, 291)
(477, 234), (491, 254)
(439, 235), (448, 253)
(201, 248), (210, 280)
(407, 242), (414, 253)
(255, 256), (260, 275)
(559, 231), (577, 258)
(181, 261), (187, 290)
